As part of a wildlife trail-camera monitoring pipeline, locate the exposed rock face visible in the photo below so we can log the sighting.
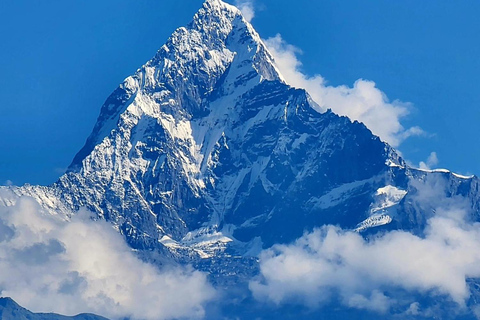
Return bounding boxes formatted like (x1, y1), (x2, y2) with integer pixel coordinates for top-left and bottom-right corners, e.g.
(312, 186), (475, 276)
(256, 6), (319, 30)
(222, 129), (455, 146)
(2, 1), (480, 319)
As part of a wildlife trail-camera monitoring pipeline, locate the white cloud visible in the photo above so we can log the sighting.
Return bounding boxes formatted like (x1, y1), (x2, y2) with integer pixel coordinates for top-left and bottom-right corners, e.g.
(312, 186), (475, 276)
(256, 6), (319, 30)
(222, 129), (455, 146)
(419, 151), (439, 170)
(235, 0), (255, 22)
(264, 34), (424, 147)
(250, 177), (480, 316)
(0, 197), (216, 320)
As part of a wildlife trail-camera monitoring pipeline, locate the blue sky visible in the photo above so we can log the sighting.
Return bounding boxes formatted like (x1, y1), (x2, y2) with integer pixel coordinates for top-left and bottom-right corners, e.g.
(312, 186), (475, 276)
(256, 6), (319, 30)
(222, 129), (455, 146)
(0, 0), (479, 185)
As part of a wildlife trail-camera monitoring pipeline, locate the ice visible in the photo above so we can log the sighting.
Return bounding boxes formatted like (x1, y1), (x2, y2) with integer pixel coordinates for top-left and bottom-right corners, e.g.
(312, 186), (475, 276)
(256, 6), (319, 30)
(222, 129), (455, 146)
(371, 185), (407, 213)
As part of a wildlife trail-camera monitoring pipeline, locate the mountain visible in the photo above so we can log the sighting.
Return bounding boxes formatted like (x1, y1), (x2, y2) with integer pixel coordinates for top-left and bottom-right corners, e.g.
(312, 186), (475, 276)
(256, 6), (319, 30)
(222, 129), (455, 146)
(0, 297), (108, 320)
(2, 0), (479, 271)
(1, 0), (480, 318)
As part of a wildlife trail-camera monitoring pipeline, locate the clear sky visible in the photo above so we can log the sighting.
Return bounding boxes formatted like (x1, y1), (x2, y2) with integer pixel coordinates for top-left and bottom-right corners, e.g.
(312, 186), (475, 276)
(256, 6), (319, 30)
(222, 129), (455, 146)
(1, 0), (479, 185)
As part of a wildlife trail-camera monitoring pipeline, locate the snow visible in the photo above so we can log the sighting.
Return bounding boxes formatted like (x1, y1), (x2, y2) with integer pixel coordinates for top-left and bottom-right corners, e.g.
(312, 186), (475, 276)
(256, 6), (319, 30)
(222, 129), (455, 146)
(354, 213), (393, 232)
(159, 225), (236, 259)
(310, 177), (377, 210)
(371, 185), (407, 213)
(386, 159), (404, 168)
(291, 133), (309, 149)
(452, 172), (475, 179)
(353, 185), (407, 232)
(417, 168), (474, 180)
(2, 0), (478, 286)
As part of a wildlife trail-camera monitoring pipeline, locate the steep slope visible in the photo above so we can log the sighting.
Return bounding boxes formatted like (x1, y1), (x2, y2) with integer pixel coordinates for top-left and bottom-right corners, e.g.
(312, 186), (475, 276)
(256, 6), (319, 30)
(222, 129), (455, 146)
(53, 0), (403, 251)
(2, 1), (480, 319)
(1, 0), (479, 268)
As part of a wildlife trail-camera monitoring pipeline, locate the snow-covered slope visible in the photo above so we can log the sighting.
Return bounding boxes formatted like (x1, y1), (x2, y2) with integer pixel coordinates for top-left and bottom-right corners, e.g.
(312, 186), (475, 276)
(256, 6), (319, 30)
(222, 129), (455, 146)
(1, 0), (480, 277)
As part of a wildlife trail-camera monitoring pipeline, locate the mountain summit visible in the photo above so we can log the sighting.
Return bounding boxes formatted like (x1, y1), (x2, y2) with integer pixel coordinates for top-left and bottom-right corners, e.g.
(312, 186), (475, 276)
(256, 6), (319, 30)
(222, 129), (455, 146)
(3, 0), (478, 259)
(68, 0), (281, 174)
(57, 0), (402, 251)
(2, 2), (480, 317)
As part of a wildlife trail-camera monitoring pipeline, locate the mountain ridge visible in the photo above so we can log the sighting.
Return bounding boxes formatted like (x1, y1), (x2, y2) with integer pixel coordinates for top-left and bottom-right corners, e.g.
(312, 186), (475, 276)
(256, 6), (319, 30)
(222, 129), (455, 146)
(1, 1), (480, 318)
(1, 0), (478, 259)
(0, 297), (108, 320)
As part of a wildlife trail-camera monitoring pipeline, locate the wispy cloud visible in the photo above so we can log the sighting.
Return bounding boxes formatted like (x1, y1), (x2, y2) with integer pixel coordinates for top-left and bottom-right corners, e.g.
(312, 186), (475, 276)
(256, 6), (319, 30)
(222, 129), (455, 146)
(264, 34), (424, 147)
(250, 176), (480, 317)
(235, 0), (255, 22)
(0, 197), (216, 320)
(419, 151), (439, 170)
(2, 180), (13, 186)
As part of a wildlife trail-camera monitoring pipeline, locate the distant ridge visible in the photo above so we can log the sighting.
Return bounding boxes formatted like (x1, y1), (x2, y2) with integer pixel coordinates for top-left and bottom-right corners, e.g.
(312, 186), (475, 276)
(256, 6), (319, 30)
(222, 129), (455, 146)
(0, 297), (107, 320)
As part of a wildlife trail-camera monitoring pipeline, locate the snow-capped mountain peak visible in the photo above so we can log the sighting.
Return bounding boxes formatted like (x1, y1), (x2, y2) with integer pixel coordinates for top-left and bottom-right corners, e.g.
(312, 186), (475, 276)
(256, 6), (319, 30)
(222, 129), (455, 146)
(3, 1), (480, 319)
(68, 0), (282, 174)
(2, 0), (479, 281)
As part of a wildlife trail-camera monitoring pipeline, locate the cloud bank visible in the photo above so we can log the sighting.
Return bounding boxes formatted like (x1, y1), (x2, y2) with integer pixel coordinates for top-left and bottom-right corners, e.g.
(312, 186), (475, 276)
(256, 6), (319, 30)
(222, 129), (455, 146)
(264, 34), (424, 147)
(250, 177), (480, 317)
(0, 197), (215, 320)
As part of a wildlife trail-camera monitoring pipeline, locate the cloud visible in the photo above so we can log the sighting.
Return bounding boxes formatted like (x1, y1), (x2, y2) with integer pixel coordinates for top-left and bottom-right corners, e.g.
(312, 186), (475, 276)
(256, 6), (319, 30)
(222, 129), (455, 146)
(250, 177), (480, 317)
(2, 180), (13, 186)
(264, 34), (424, 147)
(419, 151), (439, 170)
(0, 197), (216, 320)
(235, 0), (255, 22)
